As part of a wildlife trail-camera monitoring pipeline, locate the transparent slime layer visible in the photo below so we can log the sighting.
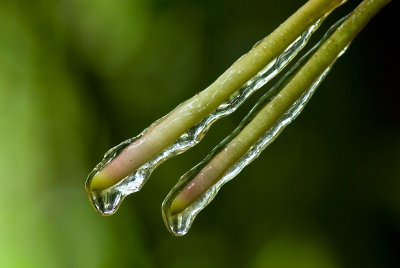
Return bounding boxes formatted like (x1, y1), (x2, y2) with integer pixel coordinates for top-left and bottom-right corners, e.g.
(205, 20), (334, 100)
(162, 16), (350, 236)
(85, 19), (325, 215)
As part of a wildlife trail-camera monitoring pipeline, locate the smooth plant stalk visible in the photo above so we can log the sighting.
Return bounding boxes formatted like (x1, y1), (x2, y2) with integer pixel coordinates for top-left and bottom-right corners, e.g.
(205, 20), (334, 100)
(90, 0), (347, 191)
(169, 0), (391, 215)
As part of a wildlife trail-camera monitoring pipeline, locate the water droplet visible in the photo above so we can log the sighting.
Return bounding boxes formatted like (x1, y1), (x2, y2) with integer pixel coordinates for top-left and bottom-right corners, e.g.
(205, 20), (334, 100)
(85, 18), (326, 216)
(252, 37), (265, 49)
(162, 17), (351, 235)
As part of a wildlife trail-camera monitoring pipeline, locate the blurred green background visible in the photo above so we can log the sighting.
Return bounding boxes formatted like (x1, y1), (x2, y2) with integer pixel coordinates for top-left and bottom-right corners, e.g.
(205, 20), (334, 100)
(0, 0), (399, 267)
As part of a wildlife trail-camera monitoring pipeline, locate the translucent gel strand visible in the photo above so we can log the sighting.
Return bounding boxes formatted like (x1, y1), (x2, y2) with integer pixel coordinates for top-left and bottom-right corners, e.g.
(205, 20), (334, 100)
(162, 16), (350, 236)
(85, 19), (325, 215)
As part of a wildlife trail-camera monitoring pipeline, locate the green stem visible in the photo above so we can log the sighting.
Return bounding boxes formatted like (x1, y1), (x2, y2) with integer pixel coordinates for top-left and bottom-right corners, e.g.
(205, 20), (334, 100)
(90, 0), (347, 191)
(170, 0), (391, 215)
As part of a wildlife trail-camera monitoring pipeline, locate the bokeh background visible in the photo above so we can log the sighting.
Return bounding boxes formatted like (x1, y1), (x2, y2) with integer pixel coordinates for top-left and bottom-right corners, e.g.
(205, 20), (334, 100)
(1, 0), (399, 267)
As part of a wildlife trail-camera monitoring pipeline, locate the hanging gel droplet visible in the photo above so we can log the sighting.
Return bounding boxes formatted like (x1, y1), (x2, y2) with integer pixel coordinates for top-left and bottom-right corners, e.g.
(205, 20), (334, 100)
(162, 17), (351, 235)
(85, 19), (325, 216)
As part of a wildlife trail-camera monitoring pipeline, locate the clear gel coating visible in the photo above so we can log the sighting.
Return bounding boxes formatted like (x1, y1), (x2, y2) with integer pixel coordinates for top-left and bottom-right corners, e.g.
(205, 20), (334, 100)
(162, 17), (350, 236)
(85, 19), (325, 215)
